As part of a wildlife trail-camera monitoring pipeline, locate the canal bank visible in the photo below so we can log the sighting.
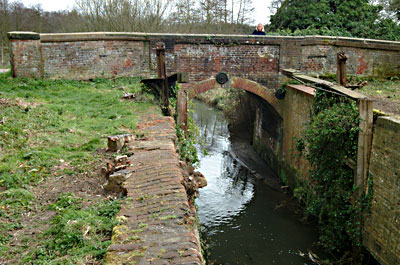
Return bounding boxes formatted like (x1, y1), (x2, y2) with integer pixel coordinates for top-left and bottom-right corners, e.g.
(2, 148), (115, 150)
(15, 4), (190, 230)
(105, 116), (204, 265)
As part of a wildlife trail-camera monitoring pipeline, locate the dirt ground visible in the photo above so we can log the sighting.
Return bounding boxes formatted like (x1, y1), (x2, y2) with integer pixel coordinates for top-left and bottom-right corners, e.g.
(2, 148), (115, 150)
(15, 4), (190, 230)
(367, 95), (400, 116)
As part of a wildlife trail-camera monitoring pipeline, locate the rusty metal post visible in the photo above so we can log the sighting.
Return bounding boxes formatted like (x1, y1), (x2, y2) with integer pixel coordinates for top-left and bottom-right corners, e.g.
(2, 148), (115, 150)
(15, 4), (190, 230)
(177, 90), (188, 133)
(156, 42), (169, 114)
(337, 52), (348, 86)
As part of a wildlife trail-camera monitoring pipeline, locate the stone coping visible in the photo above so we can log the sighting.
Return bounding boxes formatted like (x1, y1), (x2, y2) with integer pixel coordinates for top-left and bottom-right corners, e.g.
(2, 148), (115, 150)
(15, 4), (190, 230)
(287, 84), (316, 97)
(7, 31), (400, 50)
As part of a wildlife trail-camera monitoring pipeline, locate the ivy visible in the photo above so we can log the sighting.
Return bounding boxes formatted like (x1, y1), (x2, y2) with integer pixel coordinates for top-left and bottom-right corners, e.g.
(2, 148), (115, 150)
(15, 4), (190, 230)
(295, 89), (367, 257)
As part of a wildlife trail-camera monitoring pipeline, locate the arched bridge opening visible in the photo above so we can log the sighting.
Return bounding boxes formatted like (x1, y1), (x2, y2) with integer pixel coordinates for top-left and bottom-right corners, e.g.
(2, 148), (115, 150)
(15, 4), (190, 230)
(177, 75), (284, 167)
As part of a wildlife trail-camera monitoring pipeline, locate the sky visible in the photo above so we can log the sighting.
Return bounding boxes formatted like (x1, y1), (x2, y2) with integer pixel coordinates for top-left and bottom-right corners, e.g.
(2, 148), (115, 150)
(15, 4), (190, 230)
(17, 0), (272, 25)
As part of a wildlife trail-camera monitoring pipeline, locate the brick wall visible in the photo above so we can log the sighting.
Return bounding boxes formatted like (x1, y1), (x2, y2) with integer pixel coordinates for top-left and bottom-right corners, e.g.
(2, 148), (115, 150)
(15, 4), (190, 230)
(300, 45), (400, 77)
(41, 40), (150, 79)
(252, 84), (315, 188)
(9, 38), (41, 78)
(363, 116), (400, 265)
(8, 32), (400, 85)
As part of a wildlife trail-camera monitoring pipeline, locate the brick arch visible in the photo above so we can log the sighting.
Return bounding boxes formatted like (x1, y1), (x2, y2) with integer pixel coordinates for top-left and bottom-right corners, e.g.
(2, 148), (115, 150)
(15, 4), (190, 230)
(187, 76), (280, 110)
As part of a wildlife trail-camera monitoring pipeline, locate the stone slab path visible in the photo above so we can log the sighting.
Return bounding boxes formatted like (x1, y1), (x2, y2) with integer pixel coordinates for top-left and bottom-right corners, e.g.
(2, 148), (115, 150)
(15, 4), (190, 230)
(105, 116), (204, 265)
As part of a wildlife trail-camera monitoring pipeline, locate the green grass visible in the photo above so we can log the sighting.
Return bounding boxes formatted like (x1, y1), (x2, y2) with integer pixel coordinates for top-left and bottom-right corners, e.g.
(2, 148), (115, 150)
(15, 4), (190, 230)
(0, 72), (160, 263)
(0, 74), (158, 189)
(360, 79), (400, 100)
(24, 193), (121, 264)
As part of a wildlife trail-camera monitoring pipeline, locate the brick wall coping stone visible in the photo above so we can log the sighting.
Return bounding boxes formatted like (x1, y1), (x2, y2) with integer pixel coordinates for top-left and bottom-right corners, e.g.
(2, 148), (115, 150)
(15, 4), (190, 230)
(105, 116), (204, 265)
(7, 31), (40, 40)
(286, 84), (316, 97)
(8, 31), (400, 50)
(376, 115), (400, 128)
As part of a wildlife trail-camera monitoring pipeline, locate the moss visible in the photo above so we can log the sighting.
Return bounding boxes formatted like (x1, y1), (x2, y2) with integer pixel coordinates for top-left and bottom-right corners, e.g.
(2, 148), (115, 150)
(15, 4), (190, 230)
(111, 225), (130, 242)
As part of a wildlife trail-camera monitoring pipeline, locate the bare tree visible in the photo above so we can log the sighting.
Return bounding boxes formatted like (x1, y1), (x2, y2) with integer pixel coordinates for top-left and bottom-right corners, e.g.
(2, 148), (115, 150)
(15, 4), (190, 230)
(74, 0), (172, 32)
(0, 0), (9, 66)
(235, 0), (254, 25)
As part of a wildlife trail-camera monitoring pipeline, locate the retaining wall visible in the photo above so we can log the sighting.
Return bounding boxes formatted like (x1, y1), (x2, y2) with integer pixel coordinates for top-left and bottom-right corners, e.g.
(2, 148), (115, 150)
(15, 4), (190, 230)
(363, 116), (400, 265)
(252, 84), (315, 187)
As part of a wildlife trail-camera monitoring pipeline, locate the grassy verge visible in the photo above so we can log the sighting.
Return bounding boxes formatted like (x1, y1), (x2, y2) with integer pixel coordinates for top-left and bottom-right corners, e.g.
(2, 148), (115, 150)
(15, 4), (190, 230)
(360, 79), (400, 100)
(0, 72), (160, 264)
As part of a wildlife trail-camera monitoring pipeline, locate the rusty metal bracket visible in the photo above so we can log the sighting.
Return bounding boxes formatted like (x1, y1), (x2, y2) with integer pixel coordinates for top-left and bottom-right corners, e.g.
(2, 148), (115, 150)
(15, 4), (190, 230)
(141, 73), (188, 97)
(140, 42), (188, 116)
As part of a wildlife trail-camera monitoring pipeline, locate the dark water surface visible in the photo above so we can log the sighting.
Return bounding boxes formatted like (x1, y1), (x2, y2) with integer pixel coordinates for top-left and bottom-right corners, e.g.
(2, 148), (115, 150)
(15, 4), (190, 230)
(192, 100), (322, 265)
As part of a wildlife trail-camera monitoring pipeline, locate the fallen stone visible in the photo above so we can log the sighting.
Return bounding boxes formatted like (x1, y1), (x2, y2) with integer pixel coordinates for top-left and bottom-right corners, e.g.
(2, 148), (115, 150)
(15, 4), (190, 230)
(104, 169), (133, 193)
(107, 134), (135, 152)
(193, 171), (207, 188)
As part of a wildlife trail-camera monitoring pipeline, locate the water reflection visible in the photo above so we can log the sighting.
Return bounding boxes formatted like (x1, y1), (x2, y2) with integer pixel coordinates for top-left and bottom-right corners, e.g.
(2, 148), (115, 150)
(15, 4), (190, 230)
(192, 101), (230, 154)
(192, 100), (320, 265)
(197, 153), (254, 232)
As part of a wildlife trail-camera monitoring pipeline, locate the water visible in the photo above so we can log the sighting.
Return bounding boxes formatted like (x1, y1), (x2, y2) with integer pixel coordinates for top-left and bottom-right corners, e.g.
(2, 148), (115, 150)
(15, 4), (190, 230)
(192, 100), (322, 265)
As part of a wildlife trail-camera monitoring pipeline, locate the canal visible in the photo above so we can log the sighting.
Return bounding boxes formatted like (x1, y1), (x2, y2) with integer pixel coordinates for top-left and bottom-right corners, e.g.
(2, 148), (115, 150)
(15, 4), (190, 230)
(192, 100), (323, 265)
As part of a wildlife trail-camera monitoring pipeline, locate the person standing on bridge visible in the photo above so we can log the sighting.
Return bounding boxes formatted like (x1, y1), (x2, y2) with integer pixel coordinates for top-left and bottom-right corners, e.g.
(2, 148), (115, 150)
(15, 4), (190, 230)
(252, 23), (266, 35)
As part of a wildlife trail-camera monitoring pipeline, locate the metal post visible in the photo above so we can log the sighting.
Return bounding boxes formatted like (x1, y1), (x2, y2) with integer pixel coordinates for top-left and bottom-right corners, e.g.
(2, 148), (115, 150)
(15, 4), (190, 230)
(337, 52), (348, 86)
(156, 42), (169, 114)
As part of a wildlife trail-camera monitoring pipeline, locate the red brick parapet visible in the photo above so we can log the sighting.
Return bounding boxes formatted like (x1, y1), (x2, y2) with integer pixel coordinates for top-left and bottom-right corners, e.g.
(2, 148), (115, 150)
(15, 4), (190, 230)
(8, 31), (400, 82)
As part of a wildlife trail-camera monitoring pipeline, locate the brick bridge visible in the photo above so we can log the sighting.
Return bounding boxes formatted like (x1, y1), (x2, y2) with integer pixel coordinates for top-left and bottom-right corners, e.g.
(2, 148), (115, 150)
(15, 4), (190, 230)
(8, 32), (400, 265)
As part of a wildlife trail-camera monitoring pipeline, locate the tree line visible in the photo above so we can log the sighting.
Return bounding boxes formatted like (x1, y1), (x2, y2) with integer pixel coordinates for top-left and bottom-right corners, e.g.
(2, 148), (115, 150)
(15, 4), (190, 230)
(0, 0), (256, 50)
(1, 0), (400, 55)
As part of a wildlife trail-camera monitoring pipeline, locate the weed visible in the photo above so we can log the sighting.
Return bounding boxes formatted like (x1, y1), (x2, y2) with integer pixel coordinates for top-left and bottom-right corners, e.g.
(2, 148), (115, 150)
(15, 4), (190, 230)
(130, 228), (144, 233)
(0, 188), (35, 208)
(128, 235), (140, 241)
(48, 192), (83, 211)
(138, 223), (148, 229)
(159, 215), (177, 220)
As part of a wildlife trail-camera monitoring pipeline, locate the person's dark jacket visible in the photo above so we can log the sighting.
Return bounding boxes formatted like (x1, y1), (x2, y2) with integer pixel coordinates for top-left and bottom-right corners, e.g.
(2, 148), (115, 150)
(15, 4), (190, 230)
(252, 30), (266, 35)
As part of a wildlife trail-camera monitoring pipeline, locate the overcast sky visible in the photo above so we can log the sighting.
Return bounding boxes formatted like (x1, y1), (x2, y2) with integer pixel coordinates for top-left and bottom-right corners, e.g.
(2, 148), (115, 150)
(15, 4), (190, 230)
(16, 0), (272, 25)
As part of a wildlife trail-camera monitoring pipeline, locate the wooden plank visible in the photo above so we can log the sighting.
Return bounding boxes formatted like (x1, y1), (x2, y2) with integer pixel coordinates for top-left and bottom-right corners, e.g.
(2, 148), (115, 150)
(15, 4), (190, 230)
(293, 73), (367, 100)
(355, 98), (374, 196)
(293, 74), (334, 86)
(281, 68), (300, 77)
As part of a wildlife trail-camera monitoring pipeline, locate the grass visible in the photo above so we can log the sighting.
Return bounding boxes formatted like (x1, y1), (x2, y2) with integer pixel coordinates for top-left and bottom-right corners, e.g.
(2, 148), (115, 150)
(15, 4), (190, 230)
(360, 79), (400, 100)
(0, 73), (158, 189)
(24, 193), (122, 264)
(0, 72), (161, 264)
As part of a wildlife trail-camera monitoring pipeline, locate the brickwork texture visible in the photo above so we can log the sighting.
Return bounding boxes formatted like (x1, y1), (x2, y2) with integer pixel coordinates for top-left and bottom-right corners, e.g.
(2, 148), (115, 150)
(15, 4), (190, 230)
(8, 32), (400, 89)
(105, 116), (204, 265)
(363, 116), (400, 265)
